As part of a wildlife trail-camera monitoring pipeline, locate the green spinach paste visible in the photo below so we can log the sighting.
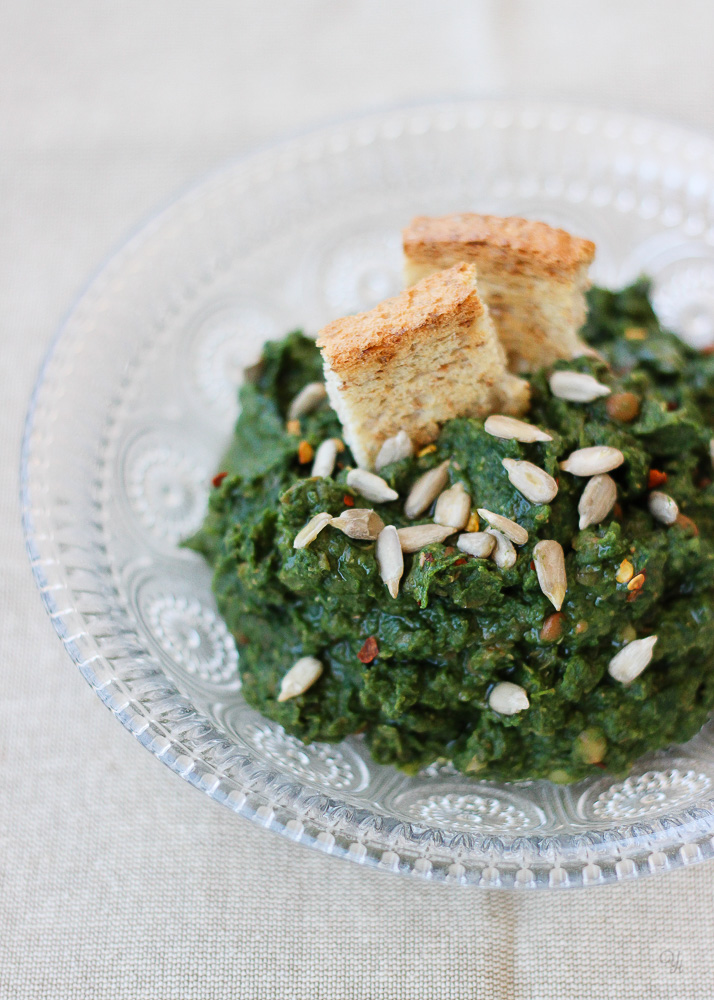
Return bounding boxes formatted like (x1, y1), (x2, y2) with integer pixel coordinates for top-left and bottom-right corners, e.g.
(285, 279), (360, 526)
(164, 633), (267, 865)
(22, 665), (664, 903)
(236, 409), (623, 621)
(187, 281), (714, 782)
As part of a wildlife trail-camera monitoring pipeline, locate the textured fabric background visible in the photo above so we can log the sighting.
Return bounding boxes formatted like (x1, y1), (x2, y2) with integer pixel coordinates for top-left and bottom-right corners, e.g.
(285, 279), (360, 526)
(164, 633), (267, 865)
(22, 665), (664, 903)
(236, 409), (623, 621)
(4, 2), (714, 997)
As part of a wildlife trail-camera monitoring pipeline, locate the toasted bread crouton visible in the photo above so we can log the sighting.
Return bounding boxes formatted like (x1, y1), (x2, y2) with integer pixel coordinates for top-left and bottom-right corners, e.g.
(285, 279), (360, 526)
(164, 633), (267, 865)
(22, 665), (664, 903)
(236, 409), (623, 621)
(403, 214), (596, 371)
(316, 263), (529, 469)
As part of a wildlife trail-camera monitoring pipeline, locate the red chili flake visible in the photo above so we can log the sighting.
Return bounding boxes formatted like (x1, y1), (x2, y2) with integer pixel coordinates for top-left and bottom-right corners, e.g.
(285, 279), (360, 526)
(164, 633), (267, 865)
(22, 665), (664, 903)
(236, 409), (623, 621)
(444, 546), (455, 556)
(698, 478), (712, 491)
(647, 469), (667, 489)
(612, 503), (623, 520)
(212, 471), (228, 488)
(454, 558), (467, 567)
(423, 552), (435, 564)
(626, 590), (641, 603)
(343, 494), (355, 507)
(530, 560), (536, 572)
(357, 636), (379, 664)
(701, 346), (714, 356)
(593, 761), (608, 770)
(667, 401), (678, 411)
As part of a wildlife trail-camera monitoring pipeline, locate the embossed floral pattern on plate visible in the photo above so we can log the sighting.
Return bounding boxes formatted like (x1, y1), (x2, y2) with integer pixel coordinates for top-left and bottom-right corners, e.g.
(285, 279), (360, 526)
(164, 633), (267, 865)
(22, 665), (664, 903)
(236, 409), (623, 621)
(22, 100), (714, 887)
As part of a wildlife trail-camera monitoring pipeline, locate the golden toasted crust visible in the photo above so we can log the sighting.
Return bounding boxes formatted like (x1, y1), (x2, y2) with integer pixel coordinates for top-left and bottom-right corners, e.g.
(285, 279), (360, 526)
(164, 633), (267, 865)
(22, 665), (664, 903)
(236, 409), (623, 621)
(317, 263), (485, 374)
(317, 264), (529, 468)
(403, 213), (595, 371)
(403, 213), (595, 279)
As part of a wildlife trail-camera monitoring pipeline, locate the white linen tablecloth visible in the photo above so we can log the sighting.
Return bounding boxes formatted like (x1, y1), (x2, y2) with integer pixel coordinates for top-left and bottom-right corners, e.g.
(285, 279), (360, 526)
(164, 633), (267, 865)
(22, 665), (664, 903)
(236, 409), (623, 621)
(3, 2), (714, 996)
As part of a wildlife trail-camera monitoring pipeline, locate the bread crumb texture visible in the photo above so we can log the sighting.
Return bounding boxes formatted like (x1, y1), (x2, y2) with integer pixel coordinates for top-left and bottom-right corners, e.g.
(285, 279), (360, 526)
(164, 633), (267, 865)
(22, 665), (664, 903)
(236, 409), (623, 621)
(403, 213), (595, 371)
(317, 263), (529, 469)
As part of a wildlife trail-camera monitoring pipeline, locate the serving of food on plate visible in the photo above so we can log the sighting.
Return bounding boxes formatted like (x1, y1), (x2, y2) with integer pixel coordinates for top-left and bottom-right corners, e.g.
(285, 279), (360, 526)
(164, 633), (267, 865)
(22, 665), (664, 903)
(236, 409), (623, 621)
(26, 103), (714, 886)
(188, 212), (714, 785)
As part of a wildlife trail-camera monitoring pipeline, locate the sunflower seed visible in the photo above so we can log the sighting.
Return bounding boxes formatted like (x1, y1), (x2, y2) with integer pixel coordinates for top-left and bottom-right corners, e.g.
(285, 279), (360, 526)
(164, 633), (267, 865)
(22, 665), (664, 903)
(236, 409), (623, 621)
(434, 482), (471, 529)
(293, 512), (332, 549)
(484, 414), (552, 443)
(533, 539), (567, 611)
(608, 635), (658, 684)
(287, 381), (327, 420)
(549, 370), (611, 402)
(648, 491), (679, 525)
(376, 525), (404, 598)
(502, 458), (558, 505)
(311, 439), (338, 478)
(346, 468), (399, 503)
(277, 655), (324, 701)
(330, 508), (385, 540)
(486, 528), (517, 570)
(457, 532), (496, 558)
(489, 681), (529, 715)
(578, 474), (617, 529)
(560, 446), (624, 477)
(375, 430), (414, 471)
(477, 508), (528, 545)
(404, 460), (450, 519)
(396, 523), (456, 553)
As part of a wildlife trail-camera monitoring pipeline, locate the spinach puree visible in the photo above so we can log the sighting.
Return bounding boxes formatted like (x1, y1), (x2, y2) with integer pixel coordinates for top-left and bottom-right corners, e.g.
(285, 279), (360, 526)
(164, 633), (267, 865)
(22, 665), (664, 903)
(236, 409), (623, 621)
(186, 281), (714, 782)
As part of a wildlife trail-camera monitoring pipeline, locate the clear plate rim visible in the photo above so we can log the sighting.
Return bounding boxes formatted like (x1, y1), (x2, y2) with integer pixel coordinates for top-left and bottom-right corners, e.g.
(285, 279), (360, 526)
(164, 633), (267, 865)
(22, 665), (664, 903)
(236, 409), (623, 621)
(21, 96), (714, 890)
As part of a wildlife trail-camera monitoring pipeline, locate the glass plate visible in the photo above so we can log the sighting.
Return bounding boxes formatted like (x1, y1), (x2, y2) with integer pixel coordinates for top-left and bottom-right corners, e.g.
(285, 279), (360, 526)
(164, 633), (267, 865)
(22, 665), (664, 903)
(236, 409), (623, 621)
(22, 100), (714, 889)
